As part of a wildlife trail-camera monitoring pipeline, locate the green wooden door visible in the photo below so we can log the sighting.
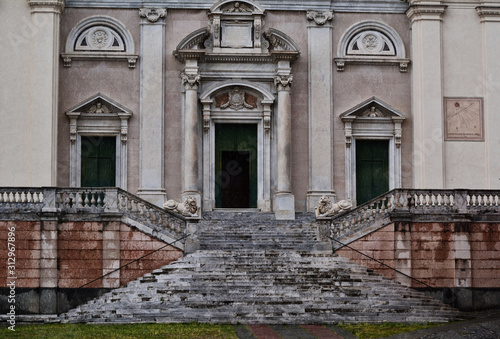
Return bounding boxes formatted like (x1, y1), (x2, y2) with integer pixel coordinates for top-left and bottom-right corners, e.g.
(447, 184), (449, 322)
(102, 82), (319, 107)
(215, 124), (257, 208)
(81, 136), (116, 187)
(356, 139), (389, 205)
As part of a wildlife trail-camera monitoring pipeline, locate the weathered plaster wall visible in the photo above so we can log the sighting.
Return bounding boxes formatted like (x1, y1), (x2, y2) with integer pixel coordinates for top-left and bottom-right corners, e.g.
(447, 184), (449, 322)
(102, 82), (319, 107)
(58, 8), (141, 191)
(332, 13), (412, 200)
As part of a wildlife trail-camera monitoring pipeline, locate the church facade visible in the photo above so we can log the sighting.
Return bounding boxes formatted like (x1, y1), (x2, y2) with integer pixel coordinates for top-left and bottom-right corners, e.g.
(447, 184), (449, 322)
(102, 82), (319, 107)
(2, 0), (500, 218)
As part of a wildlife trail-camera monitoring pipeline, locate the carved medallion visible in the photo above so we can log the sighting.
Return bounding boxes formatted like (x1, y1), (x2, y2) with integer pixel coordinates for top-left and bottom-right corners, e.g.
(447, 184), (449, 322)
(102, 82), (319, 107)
(91, 29), (109, 48)
(363, 34), (379, 51)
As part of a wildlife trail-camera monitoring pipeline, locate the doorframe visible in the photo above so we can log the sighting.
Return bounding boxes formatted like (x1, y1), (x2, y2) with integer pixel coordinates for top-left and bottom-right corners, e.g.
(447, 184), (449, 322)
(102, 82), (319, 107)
(199, 80), (275, 212)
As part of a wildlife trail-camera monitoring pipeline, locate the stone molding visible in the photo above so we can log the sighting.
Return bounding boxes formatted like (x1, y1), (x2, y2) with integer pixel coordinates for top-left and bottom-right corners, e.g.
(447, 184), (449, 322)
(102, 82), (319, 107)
(62, 15), (138, 68)
(27, 0), (65, 13)
(406, 4), (447, 24)
(476, 6), (500, 22)
(306, 10), (333, 26)
(139, 8), (167, 23)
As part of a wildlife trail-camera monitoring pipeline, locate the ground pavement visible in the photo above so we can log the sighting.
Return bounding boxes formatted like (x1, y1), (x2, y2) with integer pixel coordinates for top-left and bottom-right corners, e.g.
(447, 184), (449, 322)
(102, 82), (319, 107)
(233, 308), (500, 339)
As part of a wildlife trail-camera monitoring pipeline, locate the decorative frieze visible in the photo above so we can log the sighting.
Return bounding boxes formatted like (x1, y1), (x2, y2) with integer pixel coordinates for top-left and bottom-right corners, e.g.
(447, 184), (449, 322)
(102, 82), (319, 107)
(139, 8), (166, 23)
(306, 10), (333, 26)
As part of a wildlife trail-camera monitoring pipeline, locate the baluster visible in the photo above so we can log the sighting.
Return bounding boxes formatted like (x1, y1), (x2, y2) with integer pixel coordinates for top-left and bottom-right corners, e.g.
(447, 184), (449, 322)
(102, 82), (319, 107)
(157, 213), (162, 225)
(466, 194), (471, 206)
(369, 204), (375, 221)
(381, 198), (386, 213)
(97, 193), (102, 207)
(146, 207), (151, 221)
(21, 191), (26, 204)
(495, 195), (499, 207)
(0, 192), (4, 204)
(76, 192), (82, 208)
(165, 218), (170, 230)
(90, 193), (96, 207)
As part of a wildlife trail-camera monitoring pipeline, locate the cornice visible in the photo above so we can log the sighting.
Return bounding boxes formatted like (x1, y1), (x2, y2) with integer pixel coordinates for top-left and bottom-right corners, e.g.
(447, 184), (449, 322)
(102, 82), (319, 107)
(27, 0), (65, 13)
(476, 6), (500, 22)
(406, 4), (447, 23)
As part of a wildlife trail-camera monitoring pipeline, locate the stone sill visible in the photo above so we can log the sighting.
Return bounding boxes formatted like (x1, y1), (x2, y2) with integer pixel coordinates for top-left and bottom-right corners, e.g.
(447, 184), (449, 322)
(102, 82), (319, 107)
(61, 53), (139, 68)
(334, 57), (410, 72)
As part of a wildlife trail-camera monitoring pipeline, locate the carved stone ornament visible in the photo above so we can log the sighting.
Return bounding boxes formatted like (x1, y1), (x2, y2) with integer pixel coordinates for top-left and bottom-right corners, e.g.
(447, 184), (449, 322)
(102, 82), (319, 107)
(223, 1), (252, 13)
(362, 106), (384, 117)
(315, 196), (353, 219)
(306, 11), (334, 25)
(87, 102), (111, 114)
(220, 87), (254, 110)
(139, 8), (166, 23)
(275, 74), (293, 90)
(181, 72), (201, 90)
(163, 196), (200, 217)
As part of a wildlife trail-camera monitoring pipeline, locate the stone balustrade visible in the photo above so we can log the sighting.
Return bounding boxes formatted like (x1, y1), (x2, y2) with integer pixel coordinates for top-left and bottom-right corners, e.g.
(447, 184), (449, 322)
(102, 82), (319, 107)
(0, 187), (188, 239)
(329, 189), (500, 241)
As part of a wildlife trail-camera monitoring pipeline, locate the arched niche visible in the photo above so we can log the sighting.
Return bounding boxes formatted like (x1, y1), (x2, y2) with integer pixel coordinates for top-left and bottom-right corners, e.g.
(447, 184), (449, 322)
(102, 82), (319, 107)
(62, 15), (138, 68)
(335, 21), (410, 72)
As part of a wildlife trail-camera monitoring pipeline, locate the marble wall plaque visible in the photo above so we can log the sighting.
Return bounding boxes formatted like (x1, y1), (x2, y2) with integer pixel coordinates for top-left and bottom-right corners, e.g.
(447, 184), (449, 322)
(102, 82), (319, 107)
(221, 21), (253, 48)
(444, 98), (483, 141)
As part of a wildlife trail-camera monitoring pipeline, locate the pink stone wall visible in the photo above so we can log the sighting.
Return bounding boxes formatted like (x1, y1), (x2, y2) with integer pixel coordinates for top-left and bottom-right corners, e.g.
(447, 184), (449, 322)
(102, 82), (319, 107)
(336, 224), (395, 279)
(337, 222), (500, 288)
(0, 221), (183, 289)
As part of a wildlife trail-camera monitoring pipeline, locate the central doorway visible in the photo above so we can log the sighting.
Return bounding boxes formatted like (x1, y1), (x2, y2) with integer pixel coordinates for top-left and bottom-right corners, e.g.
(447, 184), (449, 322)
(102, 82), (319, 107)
(215, 124), (257, 208)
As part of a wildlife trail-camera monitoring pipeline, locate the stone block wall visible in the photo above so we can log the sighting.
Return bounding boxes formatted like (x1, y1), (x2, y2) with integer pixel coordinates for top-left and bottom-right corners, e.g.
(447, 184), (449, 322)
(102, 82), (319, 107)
(336, 221), (500, 310)
(0, 220), (183, 314)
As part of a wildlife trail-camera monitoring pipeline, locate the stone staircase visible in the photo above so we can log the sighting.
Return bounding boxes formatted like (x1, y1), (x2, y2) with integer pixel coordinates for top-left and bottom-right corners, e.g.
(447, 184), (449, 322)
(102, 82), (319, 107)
(59, 212), (461, 324)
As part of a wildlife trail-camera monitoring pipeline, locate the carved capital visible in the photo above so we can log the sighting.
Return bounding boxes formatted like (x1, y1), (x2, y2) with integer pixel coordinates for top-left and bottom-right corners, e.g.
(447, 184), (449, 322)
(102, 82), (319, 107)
(306, 10), (334, 26)
(406, 5), (447, 24)
(181, 72), (200, 90)
(139, 8), (167, 23)
(476, 6), (500, 22)
(274, 74), (293, 91)
(27, 0), (65, 13)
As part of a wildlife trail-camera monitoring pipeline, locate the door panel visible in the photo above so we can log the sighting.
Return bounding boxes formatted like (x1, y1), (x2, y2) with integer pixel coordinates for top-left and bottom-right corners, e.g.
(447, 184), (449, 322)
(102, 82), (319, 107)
(215, 124), (257, 208)
(356, 139), (389, 205)
(81, 136), (116, 187)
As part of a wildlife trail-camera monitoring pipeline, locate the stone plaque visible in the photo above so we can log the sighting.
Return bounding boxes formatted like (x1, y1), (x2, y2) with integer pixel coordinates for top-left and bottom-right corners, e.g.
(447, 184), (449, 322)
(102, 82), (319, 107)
(221, 21), (253, 48)
(444, 98), (483, 141)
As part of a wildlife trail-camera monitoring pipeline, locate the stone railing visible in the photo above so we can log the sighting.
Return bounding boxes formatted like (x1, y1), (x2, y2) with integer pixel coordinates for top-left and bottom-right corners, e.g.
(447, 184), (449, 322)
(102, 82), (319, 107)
(0, 187), (188, 239)
(329, 189), (500, 242)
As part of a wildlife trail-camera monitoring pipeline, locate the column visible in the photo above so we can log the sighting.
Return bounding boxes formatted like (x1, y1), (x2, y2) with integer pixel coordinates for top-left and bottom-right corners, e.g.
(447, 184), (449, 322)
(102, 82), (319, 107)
(477, 6), (500, 188)
(274, 65), (295, 220)
(27, 0), (64, 186)
(138, 8), (167, 206)
(306, 10), (335, 211)
(181, 62), (201, 205)
(406, 2), (447, 188)
(40, 219), (58, 314)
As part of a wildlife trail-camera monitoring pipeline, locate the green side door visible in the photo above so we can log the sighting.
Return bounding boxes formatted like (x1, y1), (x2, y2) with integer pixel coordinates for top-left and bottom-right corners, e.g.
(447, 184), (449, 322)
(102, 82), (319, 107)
(356, 139), (389, 205)
(215, 124), (257, 208)
(81, 136), (116, 187)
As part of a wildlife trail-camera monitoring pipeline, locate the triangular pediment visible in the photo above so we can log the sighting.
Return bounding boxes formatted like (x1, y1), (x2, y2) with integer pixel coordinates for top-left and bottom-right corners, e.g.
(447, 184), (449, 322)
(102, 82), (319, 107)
(66, 93), (132, 116)
(340, 97), (405, 120)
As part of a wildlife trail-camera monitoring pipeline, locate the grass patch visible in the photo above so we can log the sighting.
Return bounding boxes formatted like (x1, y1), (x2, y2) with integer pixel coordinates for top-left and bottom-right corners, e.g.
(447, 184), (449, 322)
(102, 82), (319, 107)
(337, 322), (444, 339)
(1, 323), (238, 339)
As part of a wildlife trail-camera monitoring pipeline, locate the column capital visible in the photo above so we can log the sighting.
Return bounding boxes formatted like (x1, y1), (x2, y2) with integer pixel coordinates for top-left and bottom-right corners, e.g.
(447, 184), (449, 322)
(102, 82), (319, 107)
(139, 8), (167, 23)
(181, 72), (200, 90)
(275, 74), (293, 91)
(306, 10), (334, 26)
(27, 0), (65, 13)
(476, 6), (500, 22)
(406, 4), (447, 24)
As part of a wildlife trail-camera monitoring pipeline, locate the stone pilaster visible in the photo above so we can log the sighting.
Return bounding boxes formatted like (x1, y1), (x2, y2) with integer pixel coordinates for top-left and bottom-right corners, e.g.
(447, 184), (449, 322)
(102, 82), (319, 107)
(306, 10), (335, 211)
(102, 222), (121, 288)
(40, 219), (58, 314)
(406, 3), (447, 188)
(453, 222), (472, 288)
(274, 69), (295, 220)
(138, 8), (167, 206)
(181, 65), (201, 205)
(394, 222), (412, 287)
(27, 0), (64, 186)
(477, 6), (500, 188)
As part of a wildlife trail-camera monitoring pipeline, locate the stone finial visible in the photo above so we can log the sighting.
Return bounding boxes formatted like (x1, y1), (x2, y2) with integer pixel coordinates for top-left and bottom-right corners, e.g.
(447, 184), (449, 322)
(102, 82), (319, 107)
(163, 196), (200, 218)
(139, 8), (167, 23)
(315, 196), (353, 219)
(306, 11), (334, 26)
